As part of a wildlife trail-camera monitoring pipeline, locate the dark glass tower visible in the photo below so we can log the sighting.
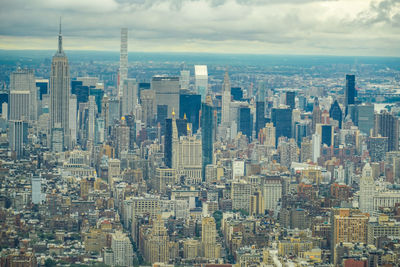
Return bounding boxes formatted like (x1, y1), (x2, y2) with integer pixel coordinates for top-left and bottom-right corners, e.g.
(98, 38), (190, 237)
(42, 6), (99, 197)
(271, 107), (292, 146)
(255, 101), (265, 137)
(329, 100), (343, 128)
(239, 106), (252, 140)
(286, 91), (295, 110)
(201, 102), (214, 180)
(231, 87), (243, 101)
(345, 74), (355, 114)
(179, 92), (201, 133)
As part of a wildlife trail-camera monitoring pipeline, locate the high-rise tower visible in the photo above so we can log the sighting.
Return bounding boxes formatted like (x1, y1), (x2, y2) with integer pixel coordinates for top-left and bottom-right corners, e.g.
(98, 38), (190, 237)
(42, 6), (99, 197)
(221, 71), (231, 125)
(119, 28), (128, 97)
(345, 74), (355, 114)
(50, 20), (70, 151)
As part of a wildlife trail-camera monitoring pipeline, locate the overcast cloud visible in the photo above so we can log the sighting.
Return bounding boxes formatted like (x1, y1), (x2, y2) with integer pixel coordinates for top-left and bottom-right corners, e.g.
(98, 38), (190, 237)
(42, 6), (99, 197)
(0, 0), (399, 56)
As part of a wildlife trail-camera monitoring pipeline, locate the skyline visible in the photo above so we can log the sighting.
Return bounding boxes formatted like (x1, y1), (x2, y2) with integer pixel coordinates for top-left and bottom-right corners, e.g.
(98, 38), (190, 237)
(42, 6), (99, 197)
(0, 0), (399, 56)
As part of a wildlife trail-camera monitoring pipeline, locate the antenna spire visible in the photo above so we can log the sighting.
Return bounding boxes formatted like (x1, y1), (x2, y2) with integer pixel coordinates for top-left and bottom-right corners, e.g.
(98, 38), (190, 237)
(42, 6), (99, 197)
(58, 17), (63, 54)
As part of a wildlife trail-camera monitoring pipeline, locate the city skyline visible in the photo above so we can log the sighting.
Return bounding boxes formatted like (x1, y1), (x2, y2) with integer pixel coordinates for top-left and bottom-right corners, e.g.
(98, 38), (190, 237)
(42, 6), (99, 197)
(0, 0), (399, 56)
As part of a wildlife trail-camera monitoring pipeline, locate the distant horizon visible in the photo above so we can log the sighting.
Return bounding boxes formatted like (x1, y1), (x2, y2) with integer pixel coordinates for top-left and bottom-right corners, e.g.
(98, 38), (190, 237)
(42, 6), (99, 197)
(1, 49), (400, 59)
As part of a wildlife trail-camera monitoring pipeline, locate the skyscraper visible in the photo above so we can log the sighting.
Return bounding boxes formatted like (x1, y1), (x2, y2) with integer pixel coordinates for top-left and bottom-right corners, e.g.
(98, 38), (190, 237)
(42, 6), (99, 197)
(165, 117), (187, 168)
(329, 100), (343, 128)
(255, 101), (265, 137)
(88, 95), (96, 142)
(345, 74), (356, 112)
(31, 175), (42, 205)
(50, 21), (70, 150)
(286, 91), (295, 110)
(359, 163), (374, 214)
(122, 78), (137, 116)
(201, 101), (214, 180)
(152, 76), (180, 119)
(221, 71), (231, 125)
(9, 120), (28, 158)
(69, 94), (77, 146)
(118, 28), (128, 97)
(179, 70), (190, 90)
(357, 104), (374, 135)
(238, 106), (252, 140)
(311, 97), (322, 133)
(271, 107), (292, 146)
(179, 92), (201, 133)
(195, 65), (208, 100)
(374, 111), (399, 152)
(9, 68), (37, 121)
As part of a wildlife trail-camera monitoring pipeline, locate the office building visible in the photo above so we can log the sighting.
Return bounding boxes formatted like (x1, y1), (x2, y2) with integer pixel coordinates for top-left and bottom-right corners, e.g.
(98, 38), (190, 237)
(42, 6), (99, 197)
(164, 117), (187, 168)
(118, 28), (128, 97)
(312, 133), (321, 163)
(300, 138), (312, 162)
(231, 180), (251, 213)
(359, 163), (375, 214)
(260, 123), (276, 147)
(152, 76), (180, 119)
(154, 168), (176, 193)
(201, 101), (214, 181)
(238, 106), (252, 140)
(201, 217), (221, 259)
(221, 71), (231, 125)
(368, 136), (388, 162)
(9, 91), (30, 121)
(140, 89), (156, 127)
(9, 120), (28, 158)
(88, 95), (96, 142)
(255, 101), (265, 137)
(262, 177), (282, 211)
(272, 107), (292, 145)
(111, 231), (133, 267)
(10, 68), (37, 121)
(374, 111), (399, 151)
(172, 115), (202, 184)
(332, 209), (368, 259)
(194, 65), (208, 100)
(329, 100), (343, 128)
(179, 70), (190, 90)
(344, 74), (356, 111)
(122, 78), (138, 116)
(231, 87), (243, 101)
(286, 91), (295, 110)
(69, 94), (77, 146)
(31, 175), (42, 204)
(116, 118), (130, 158)
(142, 216), (169, 264)
(179, 92), (201, 133)
(36, 79), (48, 100)
(50, 22), (70, 150)
(278, 137), (298, 168)
(357, 104), (374, 135)
(311, 97), (322, 133)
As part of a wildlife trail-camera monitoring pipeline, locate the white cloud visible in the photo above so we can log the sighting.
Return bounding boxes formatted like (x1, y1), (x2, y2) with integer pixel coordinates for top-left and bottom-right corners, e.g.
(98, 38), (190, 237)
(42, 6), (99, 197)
(0, 0), (399, 56)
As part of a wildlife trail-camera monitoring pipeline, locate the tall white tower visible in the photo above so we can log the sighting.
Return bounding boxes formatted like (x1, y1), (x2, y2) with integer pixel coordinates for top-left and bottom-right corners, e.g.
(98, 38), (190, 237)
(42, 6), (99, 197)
(221, 71), (231, 125)
(119, 28), (128, 97)
(312, 133), (321, 163)
(359, 163), (375, 214)
(195, 65), (208, 100)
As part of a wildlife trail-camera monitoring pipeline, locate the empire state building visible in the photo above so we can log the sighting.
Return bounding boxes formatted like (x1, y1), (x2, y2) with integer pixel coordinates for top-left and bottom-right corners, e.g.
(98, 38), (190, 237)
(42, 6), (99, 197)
(50, 21), (70, 151)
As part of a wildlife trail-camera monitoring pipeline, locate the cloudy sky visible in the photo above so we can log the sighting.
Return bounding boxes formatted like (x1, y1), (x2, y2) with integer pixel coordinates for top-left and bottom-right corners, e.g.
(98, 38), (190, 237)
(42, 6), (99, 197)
(0, 0), (399, 56)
